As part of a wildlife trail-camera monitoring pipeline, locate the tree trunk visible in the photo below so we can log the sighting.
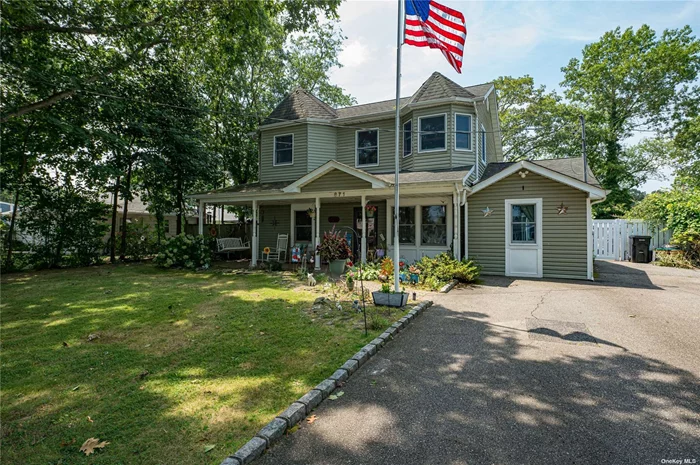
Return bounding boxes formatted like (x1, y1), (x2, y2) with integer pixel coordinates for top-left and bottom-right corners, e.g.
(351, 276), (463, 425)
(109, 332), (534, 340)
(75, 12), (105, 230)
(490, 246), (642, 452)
(176, 174), (183, 235)
(119, 160), (133, 260)
(109, 176), (120, 263)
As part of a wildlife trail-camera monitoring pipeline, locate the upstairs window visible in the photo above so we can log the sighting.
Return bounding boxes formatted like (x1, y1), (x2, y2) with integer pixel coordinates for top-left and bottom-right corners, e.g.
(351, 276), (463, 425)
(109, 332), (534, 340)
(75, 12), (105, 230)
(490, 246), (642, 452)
(274, 134), (293, 165)
(356, 129), (379, 166)
(419, 114), (446, 152)
(480, 124), (486, 162)
(403, 120), (412, 157)
(455, 114), (472, 150)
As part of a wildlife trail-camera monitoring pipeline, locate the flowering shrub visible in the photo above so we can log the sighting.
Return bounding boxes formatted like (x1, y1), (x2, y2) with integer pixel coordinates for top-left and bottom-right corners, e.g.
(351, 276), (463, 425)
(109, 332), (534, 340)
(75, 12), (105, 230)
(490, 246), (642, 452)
(380, 257), (394, 277)
(154, 234), (213, 270)
(317, 226), (351, 261)
(124, 222), (158, 261)
(348, 262), (380, 280)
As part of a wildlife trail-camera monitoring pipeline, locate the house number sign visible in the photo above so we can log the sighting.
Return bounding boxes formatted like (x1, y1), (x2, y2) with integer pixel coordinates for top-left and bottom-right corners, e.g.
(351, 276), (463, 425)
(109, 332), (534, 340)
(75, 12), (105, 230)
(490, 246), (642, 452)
(333, 191), (346, 197)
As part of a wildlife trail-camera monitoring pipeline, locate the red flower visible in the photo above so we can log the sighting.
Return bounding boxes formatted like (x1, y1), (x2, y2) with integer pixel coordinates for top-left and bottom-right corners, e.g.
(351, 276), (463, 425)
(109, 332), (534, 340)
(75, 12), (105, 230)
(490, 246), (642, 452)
(399, 261), (405, 268)
(346, 261), (353, 267)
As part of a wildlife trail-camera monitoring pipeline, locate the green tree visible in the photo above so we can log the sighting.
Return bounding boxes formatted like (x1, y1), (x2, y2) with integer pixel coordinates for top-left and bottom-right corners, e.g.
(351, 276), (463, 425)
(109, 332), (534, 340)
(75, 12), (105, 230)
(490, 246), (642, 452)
(561, 25), (700, 217)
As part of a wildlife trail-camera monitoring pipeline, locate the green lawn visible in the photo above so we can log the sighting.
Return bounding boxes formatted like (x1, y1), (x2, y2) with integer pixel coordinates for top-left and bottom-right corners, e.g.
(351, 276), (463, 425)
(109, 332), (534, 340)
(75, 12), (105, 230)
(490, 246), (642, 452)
(1, 264), (393, 464)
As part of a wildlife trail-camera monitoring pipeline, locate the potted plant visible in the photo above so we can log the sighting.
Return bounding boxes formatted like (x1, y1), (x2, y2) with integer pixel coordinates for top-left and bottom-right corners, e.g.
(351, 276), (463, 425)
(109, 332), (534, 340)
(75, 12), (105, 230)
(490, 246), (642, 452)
(317, 226), (352, 277)
(346, 270), (355, 292)
(365, 204), (377, 218)
(372, 283), (409, 308)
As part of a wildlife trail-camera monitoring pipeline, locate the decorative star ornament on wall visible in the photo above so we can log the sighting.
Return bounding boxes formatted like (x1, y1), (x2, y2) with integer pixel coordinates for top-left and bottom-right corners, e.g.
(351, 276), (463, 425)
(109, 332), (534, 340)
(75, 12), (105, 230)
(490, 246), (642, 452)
(482, 207), (494, 217)
(271, 217), (279, 227)
(557, 203), (568, 215)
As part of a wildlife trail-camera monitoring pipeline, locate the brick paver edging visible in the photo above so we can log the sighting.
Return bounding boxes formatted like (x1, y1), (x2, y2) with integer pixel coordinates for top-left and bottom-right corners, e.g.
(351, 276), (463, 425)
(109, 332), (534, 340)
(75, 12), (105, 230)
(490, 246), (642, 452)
(220, 300), (434, 465)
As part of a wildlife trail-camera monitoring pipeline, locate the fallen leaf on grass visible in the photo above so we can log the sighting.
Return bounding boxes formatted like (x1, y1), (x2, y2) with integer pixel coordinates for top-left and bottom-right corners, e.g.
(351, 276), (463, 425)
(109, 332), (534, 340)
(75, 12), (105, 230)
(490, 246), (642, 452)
(306, 415), (318, 424)
(203, 444), (216, 453)
(329, 391), (344, 400)
(87, 333), (100, 342)
(80, 437), (109, 456)
(87, 416), (93, 423)
(71, 386), (80, 391)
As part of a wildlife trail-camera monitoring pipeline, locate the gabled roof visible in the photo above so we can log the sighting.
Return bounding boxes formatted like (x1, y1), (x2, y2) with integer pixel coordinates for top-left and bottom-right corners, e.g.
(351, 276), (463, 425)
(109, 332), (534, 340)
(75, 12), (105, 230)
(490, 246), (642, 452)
(262, 73), (496, 126)
(471, 158), (606, 200)
(263, 88), (337, 124)
(282, 160), (390, 193)
(410, 72), (477, 103)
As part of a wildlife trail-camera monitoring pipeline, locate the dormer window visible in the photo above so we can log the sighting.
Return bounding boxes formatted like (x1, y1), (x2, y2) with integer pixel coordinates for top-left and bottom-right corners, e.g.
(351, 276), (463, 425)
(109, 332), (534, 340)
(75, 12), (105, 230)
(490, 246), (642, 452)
(419, 114), (446, 152)
(274, 134), (294, 166)
(356, 129), (379, 166)
(455, 114), (472, 151)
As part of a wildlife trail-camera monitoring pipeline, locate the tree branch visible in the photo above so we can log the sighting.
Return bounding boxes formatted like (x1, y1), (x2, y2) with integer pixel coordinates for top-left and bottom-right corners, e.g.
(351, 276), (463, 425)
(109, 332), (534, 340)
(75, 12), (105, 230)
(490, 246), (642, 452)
(12, 15), (163, 35)
(1, 38), (168, 122)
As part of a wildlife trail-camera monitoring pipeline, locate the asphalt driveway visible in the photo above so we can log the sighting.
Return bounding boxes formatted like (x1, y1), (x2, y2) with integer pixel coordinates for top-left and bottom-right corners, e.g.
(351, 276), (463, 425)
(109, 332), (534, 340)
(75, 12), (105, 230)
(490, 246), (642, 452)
(259, 261), (700, 465)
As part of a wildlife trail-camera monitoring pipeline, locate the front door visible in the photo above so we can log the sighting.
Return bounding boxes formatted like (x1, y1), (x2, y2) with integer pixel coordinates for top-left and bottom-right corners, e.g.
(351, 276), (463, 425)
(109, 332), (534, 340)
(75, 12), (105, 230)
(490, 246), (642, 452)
(353, 206), (377, 261)
(505, 198), (543, 278)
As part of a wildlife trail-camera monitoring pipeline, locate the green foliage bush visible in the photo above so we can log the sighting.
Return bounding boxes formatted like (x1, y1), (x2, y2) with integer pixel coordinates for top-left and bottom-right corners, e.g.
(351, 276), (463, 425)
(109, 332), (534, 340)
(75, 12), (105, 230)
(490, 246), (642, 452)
(628, 182), (700, 267)
(415, 253), (480, 290)
(124, 222), (159, 261)
(154, 234), (213, 270)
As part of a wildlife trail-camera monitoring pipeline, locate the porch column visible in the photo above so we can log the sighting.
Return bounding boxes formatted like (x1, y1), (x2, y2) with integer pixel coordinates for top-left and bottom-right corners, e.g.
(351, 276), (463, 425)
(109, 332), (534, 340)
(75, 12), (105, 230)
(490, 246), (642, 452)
(251, 200), (258, 267)
(453, 191), (461, 260)
(464, 200), (468, 259)
(314, 197), (321, 271)
(361, 195), (367, 263)
(198, 200), (204, 235)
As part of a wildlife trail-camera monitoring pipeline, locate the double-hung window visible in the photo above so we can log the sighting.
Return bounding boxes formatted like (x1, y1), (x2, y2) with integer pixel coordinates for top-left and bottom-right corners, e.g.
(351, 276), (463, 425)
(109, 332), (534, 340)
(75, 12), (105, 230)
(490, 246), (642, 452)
(421, 205), (447, 246)
(455, 114), (472, 150)
(295, 210), (312, 242)
(419, 115), (446, 152)
(356, 129), (379, 166)
(403, 120), (412, 157)
(394, 206), (416, 244)
(274, 134), (293, 165)
(480, 124), (486, 162)
(511, 204), (536, 243)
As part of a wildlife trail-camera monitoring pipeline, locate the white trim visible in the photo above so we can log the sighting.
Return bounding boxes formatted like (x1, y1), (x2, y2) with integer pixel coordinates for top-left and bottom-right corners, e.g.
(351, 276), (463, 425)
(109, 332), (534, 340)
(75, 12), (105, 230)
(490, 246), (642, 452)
(505, 198), (543, 278)
(469, 160), (607, 199)
(198, 200), (204, 235)
(480, 124), (486, 163)
(314, 197), (320, 270)
(463, 200), (468, 258)
(403, 119), (413, 158)
(282, 160), (389, 193)
(272, 133), (294, 166)
(290, 206), (313, 244)
(387, 196), (452, 249)
(454, 113), (474, 152)
(355, 127), (380, 167)
(587, 196), (593, 280)
(418, 113), (447, 153)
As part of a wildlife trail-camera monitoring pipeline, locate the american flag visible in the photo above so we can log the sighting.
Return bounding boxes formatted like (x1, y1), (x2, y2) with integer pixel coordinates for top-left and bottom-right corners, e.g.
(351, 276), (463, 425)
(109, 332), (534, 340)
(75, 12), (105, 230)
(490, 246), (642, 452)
(404, 0), (467, 73)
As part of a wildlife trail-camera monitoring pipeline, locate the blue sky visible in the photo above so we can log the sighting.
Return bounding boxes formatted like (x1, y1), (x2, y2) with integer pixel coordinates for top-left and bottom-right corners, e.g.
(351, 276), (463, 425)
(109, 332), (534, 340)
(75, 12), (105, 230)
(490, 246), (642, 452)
(329, 0), (700, 191)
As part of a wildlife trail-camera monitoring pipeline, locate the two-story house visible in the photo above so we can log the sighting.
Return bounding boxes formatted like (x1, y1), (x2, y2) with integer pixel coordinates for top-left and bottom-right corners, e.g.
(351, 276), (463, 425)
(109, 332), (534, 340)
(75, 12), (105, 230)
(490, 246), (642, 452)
(192, 72), (606, 280)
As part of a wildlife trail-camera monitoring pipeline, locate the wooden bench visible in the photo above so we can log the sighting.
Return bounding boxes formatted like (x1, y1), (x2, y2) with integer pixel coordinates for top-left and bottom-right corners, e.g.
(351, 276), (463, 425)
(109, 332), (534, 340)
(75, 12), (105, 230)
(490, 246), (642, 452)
(216, 237), (250, 256)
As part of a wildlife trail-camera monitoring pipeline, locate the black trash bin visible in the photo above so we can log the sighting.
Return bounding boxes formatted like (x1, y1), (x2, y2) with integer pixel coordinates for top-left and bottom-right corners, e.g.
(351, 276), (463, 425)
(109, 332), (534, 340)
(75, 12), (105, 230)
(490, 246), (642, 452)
(629, 235), (652, 263)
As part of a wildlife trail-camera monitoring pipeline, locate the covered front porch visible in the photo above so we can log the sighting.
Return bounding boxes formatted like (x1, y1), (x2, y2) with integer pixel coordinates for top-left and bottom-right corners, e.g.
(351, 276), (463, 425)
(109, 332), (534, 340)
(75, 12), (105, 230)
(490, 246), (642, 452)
(191, 161), (473, 269)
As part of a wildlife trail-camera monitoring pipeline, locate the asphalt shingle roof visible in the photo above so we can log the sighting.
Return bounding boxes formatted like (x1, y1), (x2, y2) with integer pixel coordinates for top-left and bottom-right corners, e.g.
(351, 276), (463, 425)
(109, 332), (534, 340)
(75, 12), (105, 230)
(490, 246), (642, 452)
(478, 158), (602, 187)
(264, 73), (495, 124)
(374, 166), (473, 184)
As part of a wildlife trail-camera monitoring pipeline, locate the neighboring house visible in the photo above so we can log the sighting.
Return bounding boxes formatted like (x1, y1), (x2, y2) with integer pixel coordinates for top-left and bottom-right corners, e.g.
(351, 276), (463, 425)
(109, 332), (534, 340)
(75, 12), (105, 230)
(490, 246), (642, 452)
(102, 193), (236, 238)
(191, 72), (605, 280)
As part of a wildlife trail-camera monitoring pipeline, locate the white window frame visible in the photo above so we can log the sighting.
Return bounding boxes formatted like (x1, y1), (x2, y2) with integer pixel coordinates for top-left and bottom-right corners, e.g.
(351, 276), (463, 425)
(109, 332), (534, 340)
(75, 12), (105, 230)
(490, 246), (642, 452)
(505, 198), (543, 278)
(393, 205), (416, 244)
(355, 128), (380, 167)
(454, 113), (473, 152)
(480, 124), (486, 162)
(403, 119), (412, 157)
(418, 113), (447, 153)
(273, 133), (294, 166)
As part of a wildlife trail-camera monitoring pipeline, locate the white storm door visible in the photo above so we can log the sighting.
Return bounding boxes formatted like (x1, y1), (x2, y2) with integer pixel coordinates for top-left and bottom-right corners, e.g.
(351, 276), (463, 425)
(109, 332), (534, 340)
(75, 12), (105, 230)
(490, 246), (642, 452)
(505, 199), (543, 278)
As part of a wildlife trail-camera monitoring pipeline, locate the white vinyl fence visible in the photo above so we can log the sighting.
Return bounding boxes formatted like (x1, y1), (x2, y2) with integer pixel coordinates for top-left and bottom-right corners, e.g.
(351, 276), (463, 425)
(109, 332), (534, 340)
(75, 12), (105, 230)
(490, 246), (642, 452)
(592, 219), (672, 261)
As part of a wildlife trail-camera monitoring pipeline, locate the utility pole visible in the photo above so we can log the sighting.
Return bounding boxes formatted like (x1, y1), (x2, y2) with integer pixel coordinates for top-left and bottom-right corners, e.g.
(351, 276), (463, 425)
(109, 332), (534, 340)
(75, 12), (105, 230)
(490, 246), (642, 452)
(580, 115), (588, 183)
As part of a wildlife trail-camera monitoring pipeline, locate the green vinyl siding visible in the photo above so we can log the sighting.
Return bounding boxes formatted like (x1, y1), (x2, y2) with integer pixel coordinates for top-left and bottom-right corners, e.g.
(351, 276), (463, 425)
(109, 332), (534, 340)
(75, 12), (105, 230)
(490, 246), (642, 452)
(258, 205), (291, 256)
(413, 105), (452, 170)
(336, 119), (396, 173)
(260, 125), (308, 183)
(307, 124), (337, 171)
(475, 102), (497, 166)
(468, 172), (588, 279)
(301, 170), (372, 193)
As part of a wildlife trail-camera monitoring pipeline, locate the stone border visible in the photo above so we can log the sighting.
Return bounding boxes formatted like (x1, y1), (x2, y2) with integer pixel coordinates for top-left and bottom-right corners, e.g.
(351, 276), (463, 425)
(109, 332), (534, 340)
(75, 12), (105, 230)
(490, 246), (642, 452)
(220, 300), (434, 465)
(439, 279), (459, 293)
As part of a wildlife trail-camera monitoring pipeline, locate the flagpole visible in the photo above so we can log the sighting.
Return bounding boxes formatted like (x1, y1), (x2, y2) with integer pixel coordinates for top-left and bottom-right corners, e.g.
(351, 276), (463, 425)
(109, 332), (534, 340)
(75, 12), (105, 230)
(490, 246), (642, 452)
(393, 0), (403, 292)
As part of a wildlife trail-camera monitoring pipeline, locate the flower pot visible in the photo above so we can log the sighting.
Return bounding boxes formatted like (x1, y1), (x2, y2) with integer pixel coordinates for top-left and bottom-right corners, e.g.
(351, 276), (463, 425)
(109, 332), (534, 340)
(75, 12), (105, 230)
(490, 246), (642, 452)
(372, 291), (409, 308)
(366, 210), (375, 218)
(347, 280), (354, 292)
(329, 259), (346, 277)
(410, 273), (420, 284)
(376, 249), (385, 258)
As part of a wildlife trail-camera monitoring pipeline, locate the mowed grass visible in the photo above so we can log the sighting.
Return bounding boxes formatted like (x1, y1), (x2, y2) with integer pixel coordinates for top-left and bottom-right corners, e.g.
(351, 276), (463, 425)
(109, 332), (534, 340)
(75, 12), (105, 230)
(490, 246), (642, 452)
(1, 264), (386, 464)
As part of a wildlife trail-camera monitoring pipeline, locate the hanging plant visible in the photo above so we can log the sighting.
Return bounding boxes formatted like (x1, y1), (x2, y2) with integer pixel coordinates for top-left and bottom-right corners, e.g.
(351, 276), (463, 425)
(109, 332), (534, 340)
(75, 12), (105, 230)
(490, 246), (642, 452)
(307, 207), (316, 219)
(365, 205), (377, 217)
